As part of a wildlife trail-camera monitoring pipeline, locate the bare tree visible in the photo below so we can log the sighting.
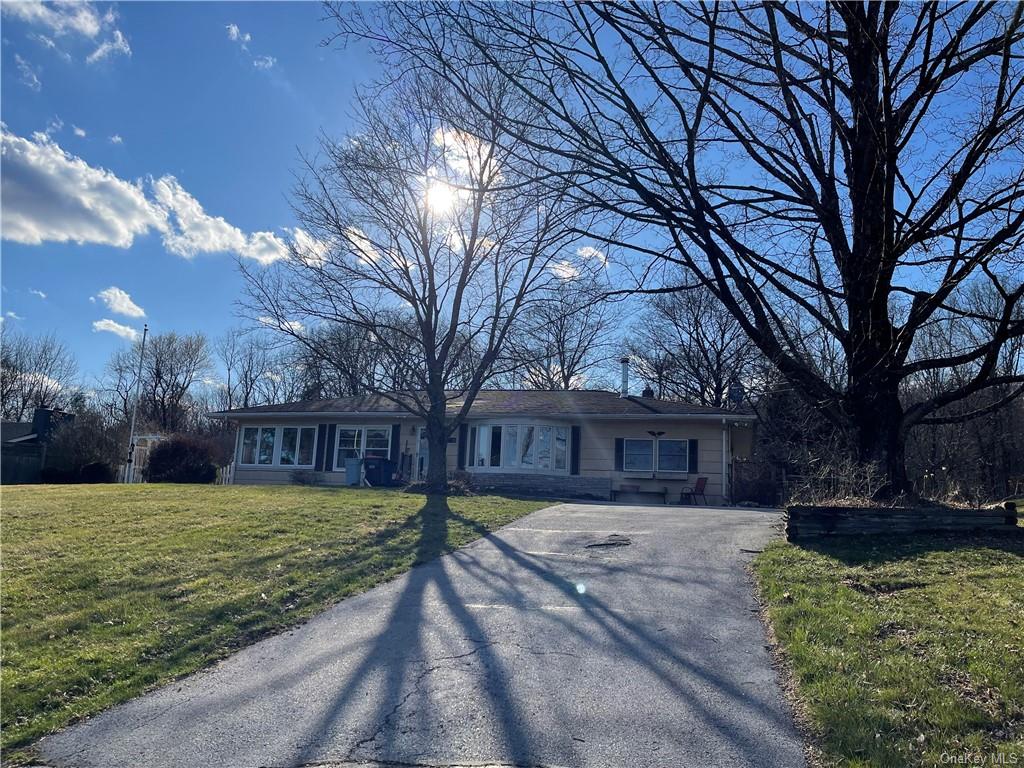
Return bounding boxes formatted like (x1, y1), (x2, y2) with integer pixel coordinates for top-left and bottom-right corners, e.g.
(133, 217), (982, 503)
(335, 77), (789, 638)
(0, 327), (79, 421)
(215, 328), (278, 410)
(339, 2), (1024, 497)
(627, 286), (760, 407)
(99, 332), (210, 433)
(144, 332), (210, 432)
(501, 278), (618, 390)
(242, 75), (589, 491)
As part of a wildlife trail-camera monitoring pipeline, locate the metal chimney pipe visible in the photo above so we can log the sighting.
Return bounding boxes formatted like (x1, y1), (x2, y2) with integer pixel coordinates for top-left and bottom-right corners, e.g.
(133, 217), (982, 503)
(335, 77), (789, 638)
(619, 356), (630, 398)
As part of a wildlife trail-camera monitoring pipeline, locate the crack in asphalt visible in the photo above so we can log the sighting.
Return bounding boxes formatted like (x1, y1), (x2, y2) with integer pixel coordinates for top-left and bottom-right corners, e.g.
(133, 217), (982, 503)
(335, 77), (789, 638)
(345, 640), (499, 760)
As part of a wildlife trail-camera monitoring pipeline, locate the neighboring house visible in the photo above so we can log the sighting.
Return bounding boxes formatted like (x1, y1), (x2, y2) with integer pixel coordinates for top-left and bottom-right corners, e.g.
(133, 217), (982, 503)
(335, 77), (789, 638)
(212, 383), (755, 505)
(1, 407), (74, 445)
(1, 407), (75, 485)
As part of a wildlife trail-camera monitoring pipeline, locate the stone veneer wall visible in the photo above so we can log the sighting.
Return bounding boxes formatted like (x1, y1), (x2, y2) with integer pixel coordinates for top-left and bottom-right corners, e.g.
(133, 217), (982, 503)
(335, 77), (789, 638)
(465, 472), (612, 500)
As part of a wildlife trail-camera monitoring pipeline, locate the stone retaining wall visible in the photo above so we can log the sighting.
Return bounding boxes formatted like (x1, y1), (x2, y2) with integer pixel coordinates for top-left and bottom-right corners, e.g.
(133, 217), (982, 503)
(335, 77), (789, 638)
(786, 502), (1019, 541)
(465, 472), (613, 500)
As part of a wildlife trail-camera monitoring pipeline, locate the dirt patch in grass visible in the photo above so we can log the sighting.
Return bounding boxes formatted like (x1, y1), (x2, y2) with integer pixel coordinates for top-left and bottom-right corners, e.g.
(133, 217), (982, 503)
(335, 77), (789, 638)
(754, 529), (1024, 767)
(1, 484), (548, 763)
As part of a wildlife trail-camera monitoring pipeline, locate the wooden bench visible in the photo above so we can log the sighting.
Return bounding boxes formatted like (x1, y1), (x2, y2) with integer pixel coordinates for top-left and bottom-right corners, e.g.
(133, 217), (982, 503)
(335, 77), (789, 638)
(611, 484), (670, 504)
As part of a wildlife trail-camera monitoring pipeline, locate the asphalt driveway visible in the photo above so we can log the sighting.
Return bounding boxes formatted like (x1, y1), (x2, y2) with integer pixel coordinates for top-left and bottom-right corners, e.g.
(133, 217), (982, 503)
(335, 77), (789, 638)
(38, 502), (804, 768)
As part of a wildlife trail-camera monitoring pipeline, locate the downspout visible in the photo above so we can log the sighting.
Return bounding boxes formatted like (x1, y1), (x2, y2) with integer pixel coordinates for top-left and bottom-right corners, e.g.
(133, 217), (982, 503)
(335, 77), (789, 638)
(721, 418), (729, 505)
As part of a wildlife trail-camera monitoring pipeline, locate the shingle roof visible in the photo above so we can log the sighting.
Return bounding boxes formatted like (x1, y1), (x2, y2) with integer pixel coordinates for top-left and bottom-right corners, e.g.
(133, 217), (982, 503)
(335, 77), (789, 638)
(1, 421), (36, 442)
(211, 390), (753, 420)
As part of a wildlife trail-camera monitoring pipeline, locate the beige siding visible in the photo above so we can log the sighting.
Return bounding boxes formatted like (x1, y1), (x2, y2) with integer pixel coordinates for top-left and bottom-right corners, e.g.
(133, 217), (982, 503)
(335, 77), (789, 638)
(231, 413), (747, 503)
(579, 419), (728, 502)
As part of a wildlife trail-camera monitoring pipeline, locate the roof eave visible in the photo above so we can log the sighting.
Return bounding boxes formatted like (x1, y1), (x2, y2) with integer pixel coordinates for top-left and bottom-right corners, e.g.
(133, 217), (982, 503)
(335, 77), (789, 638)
(210, 410), (755, 422)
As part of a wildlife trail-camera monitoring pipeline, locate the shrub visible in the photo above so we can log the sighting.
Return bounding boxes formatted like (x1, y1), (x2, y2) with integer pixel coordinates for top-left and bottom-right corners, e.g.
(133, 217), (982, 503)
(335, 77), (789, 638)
(146, 436), (217, 484)
(39, 466), (79, 484)
(79, 461), (115, 484)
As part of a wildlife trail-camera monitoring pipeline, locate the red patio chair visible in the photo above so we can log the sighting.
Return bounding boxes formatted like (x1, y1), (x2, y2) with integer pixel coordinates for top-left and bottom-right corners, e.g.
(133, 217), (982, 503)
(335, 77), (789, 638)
(680, 476), (708, 505)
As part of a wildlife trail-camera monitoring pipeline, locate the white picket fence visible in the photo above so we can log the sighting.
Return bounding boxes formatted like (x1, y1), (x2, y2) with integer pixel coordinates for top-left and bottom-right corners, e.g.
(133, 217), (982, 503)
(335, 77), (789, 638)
(216, 462), (235, 485)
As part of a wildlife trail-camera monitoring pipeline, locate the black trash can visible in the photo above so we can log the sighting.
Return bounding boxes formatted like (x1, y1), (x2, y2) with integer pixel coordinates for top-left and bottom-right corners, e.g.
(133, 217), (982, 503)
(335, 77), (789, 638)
(363, 457), (397, 487)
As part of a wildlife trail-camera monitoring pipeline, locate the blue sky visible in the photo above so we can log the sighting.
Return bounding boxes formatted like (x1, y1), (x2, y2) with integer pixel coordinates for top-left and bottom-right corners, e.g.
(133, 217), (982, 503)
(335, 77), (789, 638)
(1, 1), (376, 380)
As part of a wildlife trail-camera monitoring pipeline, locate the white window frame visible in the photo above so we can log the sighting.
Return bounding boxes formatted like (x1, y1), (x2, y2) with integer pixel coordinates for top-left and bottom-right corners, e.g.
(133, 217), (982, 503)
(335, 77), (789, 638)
(238, 424), (319, 469)
(333, 424), (393, 470)
(466, 421), (571, 476)
(617, 436), (692, 475)
(622, 438), (654, 472)
(656, 438), (689, 473)
(279, 426), (318, 468)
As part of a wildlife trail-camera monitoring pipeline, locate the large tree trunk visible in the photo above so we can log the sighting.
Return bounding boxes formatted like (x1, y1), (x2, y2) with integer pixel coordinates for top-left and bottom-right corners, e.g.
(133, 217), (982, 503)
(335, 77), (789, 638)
(848, 385), (911, 499)
(424, 410), (449, 495)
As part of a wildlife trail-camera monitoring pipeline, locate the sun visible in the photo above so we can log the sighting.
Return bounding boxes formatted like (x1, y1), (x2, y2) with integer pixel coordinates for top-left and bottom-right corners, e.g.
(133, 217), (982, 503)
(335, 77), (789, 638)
(425, 180), (457, 214)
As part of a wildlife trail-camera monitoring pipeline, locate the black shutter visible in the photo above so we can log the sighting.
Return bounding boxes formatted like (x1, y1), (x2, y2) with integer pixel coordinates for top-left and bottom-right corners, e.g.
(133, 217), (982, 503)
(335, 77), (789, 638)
(570, 425), (581, 475)
(688, 439), (699, 473)
(614, 438), (624, 471)
(457, 423), (468, 469)
(389, 424), (401, 463)
(314, 424), (328, 471)
(468, 427), (477, 467)
(325, 424), (337, 470)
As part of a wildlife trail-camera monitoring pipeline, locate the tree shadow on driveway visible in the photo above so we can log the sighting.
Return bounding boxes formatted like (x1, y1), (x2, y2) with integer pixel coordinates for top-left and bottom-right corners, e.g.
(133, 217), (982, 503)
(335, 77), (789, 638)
(284, 496), (801, 767)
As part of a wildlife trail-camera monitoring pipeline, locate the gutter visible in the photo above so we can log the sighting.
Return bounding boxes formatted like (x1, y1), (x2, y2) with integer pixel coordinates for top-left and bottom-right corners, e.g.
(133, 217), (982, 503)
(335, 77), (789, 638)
(210, 410), (757, 423)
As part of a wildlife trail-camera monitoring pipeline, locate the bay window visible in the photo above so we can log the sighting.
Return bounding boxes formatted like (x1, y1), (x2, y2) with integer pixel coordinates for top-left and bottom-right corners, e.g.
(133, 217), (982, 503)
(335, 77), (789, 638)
(554, 427), (568, 470)
(466, 422), (570, 474)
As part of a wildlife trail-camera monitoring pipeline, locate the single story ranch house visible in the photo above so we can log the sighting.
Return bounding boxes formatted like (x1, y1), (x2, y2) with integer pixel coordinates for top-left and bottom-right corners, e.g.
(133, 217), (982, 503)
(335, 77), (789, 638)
(214, 385), (755, 504)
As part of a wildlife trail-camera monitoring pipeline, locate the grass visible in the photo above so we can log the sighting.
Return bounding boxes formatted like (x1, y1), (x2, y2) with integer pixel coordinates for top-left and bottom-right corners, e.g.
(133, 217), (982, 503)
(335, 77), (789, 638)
(0, 484), (547, 761)
(754, 529), (1024, 767)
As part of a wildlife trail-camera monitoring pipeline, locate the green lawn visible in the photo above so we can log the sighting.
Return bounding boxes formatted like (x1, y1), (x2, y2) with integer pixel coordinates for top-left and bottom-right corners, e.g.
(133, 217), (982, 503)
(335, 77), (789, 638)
(755, 530), (1024, 767)
(1, 484), (546, 760)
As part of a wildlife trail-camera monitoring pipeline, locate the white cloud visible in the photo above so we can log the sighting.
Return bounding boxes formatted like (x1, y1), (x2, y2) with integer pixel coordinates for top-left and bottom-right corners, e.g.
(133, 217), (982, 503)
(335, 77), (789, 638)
(1, 127), (287, 264)
(226, 23), (251, 47)
(226, 22), (278, 72)
(151, 176), (288, 264)
(29, 289), (47, 300)
(86, 28), (130, 64)
(343, 227), (380, 265)
(0, 126), (168, 248)
(2, 2), (104, 38)
(45, 116), (63, 136)
(72, 125), (86, 137)
(92, 318), (139, 341)
(576, 246), (608, 266)
(29, 32), (71, 61)
(242, 230), (290, 265)
(15, 54), (42, 91)
(95, 286), (145, 318)
(4, 2), (129, 67)
(109, 134), (123, 145)
(258, 316), (304, 334)
(289, 227), (329, 267)
(6, 311), (25, 321)
(550, 259), (580, 280)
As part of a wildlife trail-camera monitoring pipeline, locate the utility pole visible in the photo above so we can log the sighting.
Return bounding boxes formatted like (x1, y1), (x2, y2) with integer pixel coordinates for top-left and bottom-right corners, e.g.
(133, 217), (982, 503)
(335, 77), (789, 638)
(123, 323), (148, 483)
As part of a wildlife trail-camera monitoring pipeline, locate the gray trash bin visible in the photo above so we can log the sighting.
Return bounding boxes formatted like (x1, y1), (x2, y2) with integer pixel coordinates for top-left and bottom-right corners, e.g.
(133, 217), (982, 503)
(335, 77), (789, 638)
(345, 457), (362, 486)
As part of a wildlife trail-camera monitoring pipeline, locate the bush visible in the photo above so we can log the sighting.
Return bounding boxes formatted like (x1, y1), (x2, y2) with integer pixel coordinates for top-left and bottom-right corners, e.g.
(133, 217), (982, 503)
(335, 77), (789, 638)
(79, 461), (115, 484)
(39, 465), (79, 484)
(146, 436), (217, 484)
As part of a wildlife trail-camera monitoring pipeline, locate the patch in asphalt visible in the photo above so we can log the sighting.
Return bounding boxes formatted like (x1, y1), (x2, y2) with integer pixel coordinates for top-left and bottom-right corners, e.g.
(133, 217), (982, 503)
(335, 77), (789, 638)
(583, 533), (632, 548)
